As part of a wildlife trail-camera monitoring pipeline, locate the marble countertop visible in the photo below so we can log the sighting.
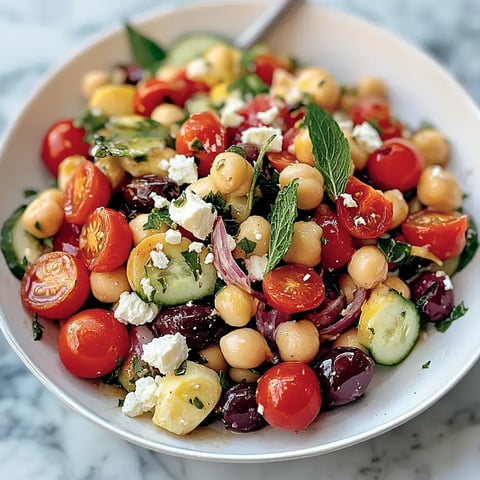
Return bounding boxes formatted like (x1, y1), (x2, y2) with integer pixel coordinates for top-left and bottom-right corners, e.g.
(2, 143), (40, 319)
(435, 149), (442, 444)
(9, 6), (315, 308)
(1, 0), (480, 478)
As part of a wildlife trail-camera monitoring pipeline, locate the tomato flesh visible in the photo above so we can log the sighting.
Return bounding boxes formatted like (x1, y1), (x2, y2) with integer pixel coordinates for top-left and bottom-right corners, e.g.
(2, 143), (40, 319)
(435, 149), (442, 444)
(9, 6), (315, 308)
(134, 78), (181, 116)
(20, 251), (90, 319)
(267, 151), (298, 171)
(253, 53), (292, 86)
(263, 264), (325, 314)
(256, 362), (322, 431)
(79, 207), (133, 272)
(58, 309), (130, 378)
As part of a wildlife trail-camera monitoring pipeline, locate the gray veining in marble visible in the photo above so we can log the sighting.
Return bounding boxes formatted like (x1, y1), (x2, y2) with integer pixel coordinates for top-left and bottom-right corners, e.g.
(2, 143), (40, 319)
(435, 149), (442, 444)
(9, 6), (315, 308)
(1, 0), (480, 479)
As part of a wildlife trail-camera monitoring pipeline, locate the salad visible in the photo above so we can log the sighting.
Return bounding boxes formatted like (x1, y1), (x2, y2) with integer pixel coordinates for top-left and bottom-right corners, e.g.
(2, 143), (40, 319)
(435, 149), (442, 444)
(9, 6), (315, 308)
(1, 24), (477, 436)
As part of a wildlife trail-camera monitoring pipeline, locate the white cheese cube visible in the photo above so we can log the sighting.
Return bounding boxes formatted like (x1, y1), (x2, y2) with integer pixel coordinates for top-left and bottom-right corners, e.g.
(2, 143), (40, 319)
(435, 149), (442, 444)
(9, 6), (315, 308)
(241, 127), (283, 152)
(114, 291), (159, 325)
(141, 333), (189, 375)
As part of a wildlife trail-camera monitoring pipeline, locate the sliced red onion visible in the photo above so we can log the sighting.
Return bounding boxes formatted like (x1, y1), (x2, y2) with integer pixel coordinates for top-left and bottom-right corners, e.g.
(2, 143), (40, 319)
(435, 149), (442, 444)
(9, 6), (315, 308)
(304, 295), (346, 329)
(318, 288), (367, 341)
(130, 325), (155, 357)
(212, 217), (252, 293)
(256, 302), (291, 344)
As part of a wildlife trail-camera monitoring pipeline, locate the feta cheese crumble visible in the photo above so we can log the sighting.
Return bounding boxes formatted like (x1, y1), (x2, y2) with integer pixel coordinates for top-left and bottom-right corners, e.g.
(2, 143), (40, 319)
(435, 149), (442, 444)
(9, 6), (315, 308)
(121, 376), (162, 417)
(141, 333), (189, 375)
(150, 244), (169, 270)
(188, 241), (204, 253)
(435, 270), (453, 291)
(354, 216), (367, 227)
(167, 154), (198, 185)
(340, 193), (358, 208)
(149, 192), (170, 209)
(219, 95), (246, 128)
(140, 277), (155, 299)
(204, 252), (214, 264)
(245, 254), (268, 281)
(256, 106), (279, 125)
(165, 228), (182, 245)
(186, 58), (209, 80)
(240, 127), (283, 152)
(114, 291), (159, 325)
(352, 121), (382, 153)
(333, 111), (354, 131)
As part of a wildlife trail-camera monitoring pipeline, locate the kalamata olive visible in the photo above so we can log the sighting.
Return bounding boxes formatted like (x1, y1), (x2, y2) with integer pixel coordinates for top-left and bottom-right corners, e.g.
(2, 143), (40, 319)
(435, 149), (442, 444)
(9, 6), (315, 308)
(312, 347), (374, 407)
(122, 174), (180, 212)
(151, 304), (229, 350)
(217, 382), (266, 432)
(235, 143), (260, 164)
(411, 271), (454, 322)
(114, 64), (144, 85)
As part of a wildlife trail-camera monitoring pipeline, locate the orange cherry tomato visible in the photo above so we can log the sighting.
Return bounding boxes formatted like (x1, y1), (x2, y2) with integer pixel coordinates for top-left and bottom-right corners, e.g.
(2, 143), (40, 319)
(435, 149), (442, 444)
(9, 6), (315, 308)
(79, 207), (133, 272)
(262, 264), (325, 314)
(63, 159), (111, 225)
(402, 210), (468, 260)
(267, 151), (298, 172)
(256, 362), (322, 431)
(336, 176), (393, 239)
(20, 251), (90, 319)
(58, 309), (130, 378)
(134, 78), (181, 116)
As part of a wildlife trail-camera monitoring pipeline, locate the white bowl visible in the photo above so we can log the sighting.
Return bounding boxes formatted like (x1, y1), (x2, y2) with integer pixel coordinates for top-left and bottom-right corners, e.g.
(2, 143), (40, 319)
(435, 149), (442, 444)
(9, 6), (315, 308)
(1, 0), (480, 463)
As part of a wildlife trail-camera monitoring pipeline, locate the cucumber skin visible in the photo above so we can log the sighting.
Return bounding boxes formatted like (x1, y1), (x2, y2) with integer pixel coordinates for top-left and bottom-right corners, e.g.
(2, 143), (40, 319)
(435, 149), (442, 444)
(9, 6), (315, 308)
(165, 33), (229, 66)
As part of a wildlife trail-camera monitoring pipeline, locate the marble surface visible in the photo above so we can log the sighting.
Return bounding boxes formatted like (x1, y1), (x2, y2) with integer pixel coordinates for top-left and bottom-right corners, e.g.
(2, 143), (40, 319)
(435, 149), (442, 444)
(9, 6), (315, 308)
(1, 0), (480, 478)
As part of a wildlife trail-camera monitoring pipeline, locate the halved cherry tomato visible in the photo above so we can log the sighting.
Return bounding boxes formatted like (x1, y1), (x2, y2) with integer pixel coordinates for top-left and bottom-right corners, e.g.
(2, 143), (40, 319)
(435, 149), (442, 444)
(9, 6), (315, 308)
(367, 139), (423, 192)
(313, 206), (355, 269)
(256, 362), (322, 431)
(253, 53), (292, 86)
(58, 308), (130, 378)
(134, 78), (181, 116)
(267, 151), (298, 172)
(173, 69), (210, 104)
(20, 251), (90, 319)
(263, 264), (325, 314)
(238, 94), (288, 129)
(79, 207), (133, 272)
(41, 119), (90, 176)
(53, 221), (83, 259)
(336, 176), (393, 239)
(402, 210), (468, 260)
(176, 111), (226, 177)
(63, 159), (112, 225)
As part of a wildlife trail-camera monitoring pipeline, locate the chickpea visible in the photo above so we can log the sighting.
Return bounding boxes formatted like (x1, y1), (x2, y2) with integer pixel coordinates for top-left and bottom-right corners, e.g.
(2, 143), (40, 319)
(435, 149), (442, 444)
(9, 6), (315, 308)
(94, 156), (126, 191)
(187, 175), (218, 198)
(357, 77), (388, 99)
(293, 129), (315, 166)
(417, 165), (462, 212)
(338, 273), (357, 303)
(347, 246), (388, 289)
(333, 328), (368, 353)
(229, 367), (261, 383)
(382, 275), (411, 299)
(203, 44), (241, 85)
(215, 285), (258, 327)
(57, 155), (85, 191)
(275, 320), (320, 363)
(155, 65), (183, 82)
(210, 152), (253, 196)
(129, 213), (167, 245)
(383, 189), (409, 229)
(411, 128), (449, 167)
(151, 104), (185, 127)
(279, 163), (324, 210)
(37, 188), (63, 206)
(296, 68), (341, 112)
(82, 69), (110, 99)
(197, 345), (228, 373)
(233, 215), (271, 258)
(283, 221), (323, 267)
(270, 69), (297, 101)
(90, 266), (130, 304)
(22, 196), (64, 239)
(345, 132), (369, 171)
(219, 328), (271, 369)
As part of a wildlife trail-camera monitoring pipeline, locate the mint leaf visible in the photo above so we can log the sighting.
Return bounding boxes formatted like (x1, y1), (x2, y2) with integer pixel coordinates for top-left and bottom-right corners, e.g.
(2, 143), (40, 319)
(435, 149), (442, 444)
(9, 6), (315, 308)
(435, 301), (468, 333)
(181, 251), (202, 281)
(74, 109), (109, 143)
(32, 314), (44, 341)
(456, 216), (478, 273)
(228, 73), (269, 98)
(237, 237), (256, 255)
(143, 207), (172, 230)
(265, 179), (298, 272)
(377, 235), (412, 265)
(304, 103), (352, 198)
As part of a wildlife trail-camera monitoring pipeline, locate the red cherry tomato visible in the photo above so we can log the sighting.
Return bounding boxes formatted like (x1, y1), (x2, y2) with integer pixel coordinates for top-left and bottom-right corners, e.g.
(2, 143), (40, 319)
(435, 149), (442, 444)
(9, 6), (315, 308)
(41, 119), (90, 176)
(336, 176), (393, 239)
(58, 309), (130, 378)
(263, 264), (325, 314)
(53, 221), (83, 259)
(402, 210), (468, 260)
(134, 78), (181, 116)
(313, 206), (355, 269)
(176, 111), (226, 177)
(253, 53), (292, 86)
(267, 151), (298, 172)
(239, 94), (288, 128)
(367, 139), (424, 192)
(63, 159), (111, 225)
(173, 69), (210, 104)
(256, 362), (322, 431)
(20, 251), (90, 319)
(79, 207), (133, 272)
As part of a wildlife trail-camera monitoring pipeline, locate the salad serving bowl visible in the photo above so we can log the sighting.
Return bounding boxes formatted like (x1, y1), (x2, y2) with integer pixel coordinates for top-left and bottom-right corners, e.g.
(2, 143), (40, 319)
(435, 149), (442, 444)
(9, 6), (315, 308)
(1, 0), (480, 463)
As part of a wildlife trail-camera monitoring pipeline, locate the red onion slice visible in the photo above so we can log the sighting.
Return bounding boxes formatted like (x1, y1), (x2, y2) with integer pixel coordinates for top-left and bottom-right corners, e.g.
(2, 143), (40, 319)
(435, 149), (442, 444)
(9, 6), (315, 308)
(305, 295), (346, 329)
(256, 302), (291, 344)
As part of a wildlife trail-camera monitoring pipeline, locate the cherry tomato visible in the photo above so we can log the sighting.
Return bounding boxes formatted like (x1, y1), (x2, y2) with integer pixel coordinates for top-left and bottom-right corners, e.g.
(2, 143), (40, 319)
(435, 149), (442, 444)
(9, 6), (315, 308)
(367, 139), (423, 192)
(20, 251), (90, 319)
(176, 111), (226, 177)
(79, 207), (133, 272)
(336, 176), (393, 239)
(256, 362), (322, 431)
(63, 159), (112, 225)
(41, 119), (90, 176)
(267, 151), (298, 171)
(263, 264), (325, 314)
(58, 309), (130, 378)
(313, 206), (355, 269)
(173, 69), (209, 104)
(402, 210), (468, 260)
(239, 94), (288, 128)
(252, 53), (292, 86)
(53, 221), (83, 259)
(134, 78), (181, 116)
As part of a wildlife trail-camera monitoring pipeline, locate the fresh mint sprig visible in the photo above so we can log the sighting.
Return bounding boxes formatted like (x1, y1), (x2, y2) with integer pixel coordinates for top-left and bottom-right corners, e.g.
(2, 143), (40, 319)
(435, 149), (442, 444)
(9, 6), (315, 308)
(125, 24), (166, 75)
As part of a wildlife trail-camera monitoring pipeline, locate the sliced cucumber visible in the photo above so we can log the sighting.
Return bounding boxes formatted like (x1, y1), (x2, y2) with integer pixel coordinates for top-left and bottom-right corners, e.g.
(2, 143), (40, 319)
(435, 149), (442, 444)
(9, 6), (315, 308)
(1, 205), (52, 279)
(126, 233), (217, 306)
(357, 288), (420, 366)
(165, 33), (229, 66)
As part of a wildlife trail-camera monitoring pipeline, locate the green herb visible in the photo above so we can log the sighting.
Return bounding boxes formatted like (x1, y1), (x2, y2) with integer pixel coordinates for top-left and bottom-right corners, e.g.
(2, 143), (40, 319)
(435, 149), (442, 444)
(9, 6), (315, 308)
(228, 73), (269, 98)
(377, 235), (412, 265)
(435, 301), (468, 333)
(367, 118), (382, 134)
(143, 206), (173, 230)
(32, 314), (44, 341)
(203, 191), (227, 212)
(214, 278), (226, 295)
(197, 354), (208, 365)
(456, 216), (478, 273)
(132, 355), (143, 374)
(101, 357), (124, 386)
(239, 44), (269, 69)
(189, 396), (204, 409)
(219, 370), (230, 390)
(182, 251), (202, 280)
(118, 398), (125, 407)
(173, 193), (187, 208)
(158, 277), (167, 294)
(191, 138), (205, 151)
(74, 109), (109, 142)
(237, 237), (256, 255)
(34, 221), (42, 232)
(175, 360), (187, 376)
(91, 135), (164, 160)
(422, 360), (431, 369)
(304, 103), (351, 198)
(125, 23), (166, 75)
(23, 189), (38, 198)
(226, 145), (247, 158)
(265, 179), (298, 273)
(215, 158), (226, 170)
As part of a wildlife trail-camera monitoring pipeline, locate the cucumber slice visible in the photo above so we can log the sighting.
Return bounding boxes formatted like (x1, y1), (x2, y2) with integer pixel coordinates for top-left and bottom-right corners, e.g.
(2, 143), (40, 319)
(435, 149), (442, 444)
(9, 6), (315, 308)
(1, 205), (52, 279)
(165, 33), (229, 66)
(357, 288), (420, 366)
(126, 233), (216, 306)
